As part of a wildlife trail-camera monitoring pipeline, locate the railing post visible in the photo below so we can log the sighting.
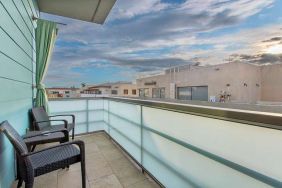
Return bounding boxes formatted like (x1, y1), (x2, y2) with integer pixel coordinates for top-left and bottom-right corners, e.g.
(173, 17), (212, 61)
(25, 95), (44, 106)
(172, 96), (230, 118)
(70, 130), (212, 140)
(108, 100), (110, 135)
(140, 105), (144, 173)
(86, 99), (89, 133)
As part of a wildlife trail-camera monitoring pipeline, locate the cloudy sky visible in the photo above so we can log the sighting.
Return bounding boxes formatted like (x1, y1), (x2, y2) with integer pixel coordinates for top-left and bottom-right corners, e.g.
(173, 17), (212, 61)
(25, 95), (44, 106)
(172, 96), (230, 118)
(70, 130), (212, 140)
(44, 0), (282, 87)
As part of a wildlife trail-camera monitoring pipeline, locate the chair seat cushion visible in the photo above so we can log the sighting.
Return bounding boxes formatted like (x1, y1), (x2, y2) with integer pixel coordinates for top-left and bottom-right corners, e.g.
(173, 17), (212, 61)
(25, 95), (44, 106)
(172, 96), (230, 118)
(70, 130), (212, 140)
(29, 144), (80, 176)
(43, 123), (74, 132)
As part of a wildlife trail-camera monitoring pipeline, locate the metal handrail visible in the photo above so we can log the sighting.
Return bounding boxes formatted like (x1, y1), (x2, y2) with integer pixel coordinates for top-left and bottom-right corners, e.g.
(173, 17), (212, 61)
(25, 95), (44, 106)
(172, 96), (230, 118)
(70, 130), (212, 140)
(49, 97), (282, 130)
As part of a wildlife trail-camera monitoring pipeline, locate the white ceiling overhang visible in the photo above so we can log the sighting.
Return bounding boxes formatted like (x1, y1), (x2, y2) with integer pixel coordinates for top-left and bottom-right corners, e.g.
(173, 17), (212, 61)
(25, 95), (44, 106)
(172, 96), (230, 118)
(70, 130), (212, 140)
(37, 0), (116, 24)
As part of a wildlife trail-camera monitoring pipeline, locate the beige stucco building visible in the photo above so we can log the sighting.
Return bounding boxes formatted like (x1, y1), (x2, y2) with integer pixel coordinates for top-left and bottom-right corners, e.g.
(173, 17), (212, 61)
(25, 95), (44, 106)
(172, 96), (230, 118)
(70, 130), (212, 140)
(46, 88), (80, 98)
(136, 62), (282, 104)
(80, 82), (138, 98)
(110, 82), (138, 97)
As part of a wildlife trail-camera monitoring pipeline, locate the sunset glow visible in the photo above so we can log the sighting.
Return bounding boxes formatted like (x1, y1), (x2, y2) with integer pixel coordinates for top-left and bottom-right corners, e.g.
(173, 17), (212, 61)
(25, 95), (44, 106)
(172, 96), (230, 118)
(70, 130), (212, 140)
(265, 44), (282, 54)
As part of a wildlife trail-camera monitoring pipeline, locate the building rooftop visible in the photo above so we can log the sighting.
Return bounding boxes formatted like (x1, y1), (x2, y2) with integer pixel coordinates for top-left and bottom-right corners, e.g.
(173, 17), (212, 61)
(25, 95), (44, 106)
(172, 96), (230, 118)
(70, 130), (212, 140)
(46, 88), (80, 90)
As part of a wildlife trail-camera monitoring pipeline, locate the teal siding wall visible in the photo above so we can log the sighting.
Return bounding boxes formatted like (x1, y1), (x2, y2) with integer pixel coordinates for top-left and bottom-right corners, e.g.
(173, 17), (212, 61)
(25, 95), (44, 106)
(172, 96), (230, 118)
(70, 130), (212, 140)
(0, 0), (38, 187)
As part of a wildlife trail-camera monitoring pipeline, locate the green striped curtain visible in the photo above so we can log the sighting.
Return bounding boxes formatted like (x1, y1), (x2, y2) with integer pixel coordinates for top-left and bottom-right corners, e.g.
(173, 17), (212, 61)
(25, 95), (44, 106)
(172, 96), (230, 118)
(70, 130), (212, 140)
(35, 19), (57, 112)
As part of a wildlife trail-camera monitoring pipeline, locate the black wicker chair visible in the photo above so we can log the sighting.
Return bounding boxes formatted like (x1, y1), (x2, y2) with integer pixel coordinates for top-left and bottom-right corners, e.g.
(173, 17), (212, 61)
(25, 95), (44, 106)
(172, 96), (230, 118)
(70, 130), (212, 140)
(0, 121), (86, 188)
(31, 107), (76, 140)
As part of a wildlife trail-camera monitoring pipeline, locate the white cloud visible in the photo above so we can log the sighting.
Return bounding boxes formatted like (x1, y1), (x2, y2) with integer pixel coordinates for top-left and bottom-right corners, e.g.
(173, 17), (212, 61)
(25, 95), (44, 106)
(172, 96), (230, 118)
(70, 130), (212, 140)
(109, 0), (169, 20)
(43, 0), (280, 86)
(180, 0), (274, 19)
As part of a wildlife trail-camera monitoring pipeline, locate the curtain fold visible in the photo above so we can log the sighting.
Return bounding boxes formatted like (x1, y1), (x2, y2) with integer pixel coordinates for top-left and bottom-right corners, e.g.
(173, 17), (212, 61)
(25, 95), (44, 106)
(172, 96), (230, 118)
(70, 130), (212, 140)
(35, 19), (57, 112)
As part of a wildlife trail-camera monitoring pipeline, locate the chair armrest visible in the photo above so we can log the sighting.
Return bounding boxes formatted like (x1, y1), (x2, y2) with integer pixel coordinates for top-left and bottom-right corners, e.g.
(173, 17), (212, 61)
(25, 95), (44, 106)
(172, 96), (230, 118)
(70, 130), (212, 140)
(23, 128), (69, 140)
(34, 119), (68, 129)
(49, 114), (75, 124)
(22, 140), (85, 157)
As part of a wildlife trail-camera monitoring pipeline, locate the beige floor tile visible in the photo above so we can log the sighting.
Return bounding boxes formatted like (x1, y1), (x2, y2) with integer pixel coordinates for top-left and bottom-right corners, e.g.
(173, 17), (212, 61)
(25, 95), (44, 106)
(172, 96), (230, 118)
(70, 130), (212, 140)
(100, 148), (125, 162)
(125, 179), (160, 188)
(58, 170), (90, 188)
(109, 157), (137, 175)
(33, 171), (58, 188)
(64, 162), (81, 173)
(89, 174), (123, 188)
(76, 135), (97, 144)
(11, 171), (58, 188)
(96, 142), (117, 151)
(86, 160), (113, 181)
(94, 140), (113, 148)
(114, 167), (147, 187)
(85, 142), (100, 154)
(86, 152), (108, 167)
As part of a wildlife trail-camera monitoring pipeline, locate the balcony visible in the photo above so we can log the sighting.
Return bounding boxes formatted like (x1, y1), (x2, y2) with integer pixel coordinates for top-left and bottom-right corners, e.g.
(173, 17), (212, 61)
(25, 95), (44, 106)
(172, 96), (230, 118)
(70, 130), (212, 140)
(18, 97), (280, 188)
(1, 0), (282, 187)
(12, 132), (159, 188)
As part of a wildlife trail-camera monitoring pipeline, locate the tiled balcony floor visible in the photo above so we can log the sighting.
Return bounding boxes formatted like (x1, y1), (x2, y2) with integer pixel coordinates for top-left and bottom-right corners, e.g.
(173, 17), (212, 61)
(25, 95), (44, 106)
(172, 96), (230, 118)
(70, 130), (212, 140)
(12, 132), (160, 188)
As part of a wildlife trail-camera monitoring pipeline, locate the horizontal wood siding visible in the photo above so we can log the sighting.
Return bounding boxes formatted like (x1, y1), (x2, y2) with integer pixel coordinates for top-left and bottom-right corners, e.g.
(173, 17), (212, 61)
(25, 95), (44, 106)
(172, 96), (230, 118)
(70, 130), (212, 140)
(0, 0), (37, 187)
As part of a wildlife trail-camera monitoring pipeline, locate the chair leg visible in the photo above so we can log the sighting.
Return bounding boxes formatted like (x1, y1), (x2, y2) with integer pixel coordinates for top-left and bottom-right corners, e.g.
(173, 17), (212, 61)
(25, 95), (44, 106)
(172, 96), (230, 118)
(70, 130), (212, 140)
(81, 160), (86, 188)
(72, 128), (75, 140)
(17, 178), (23, 188)
(25, 181), (34, 188)
(31, 145), (36, 152)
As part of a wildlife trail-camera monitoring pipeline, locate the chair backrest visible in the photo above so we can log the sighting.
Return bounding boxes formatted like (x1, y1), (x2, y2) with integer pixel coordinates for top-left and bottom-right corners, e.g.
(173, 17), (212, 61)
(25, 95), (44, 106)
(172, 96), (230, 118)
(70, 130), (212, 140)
(31, 107), (51, 130)
(0, 121), (28, 155)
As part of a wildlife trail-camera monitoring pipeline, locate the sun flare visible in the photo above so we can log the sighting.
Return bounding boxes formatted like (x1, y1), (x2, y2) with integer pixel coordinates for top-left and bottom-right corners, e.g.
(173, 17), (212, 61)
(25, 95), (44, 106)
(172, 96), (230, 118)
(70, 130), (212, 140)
(265, 44), (282, 54)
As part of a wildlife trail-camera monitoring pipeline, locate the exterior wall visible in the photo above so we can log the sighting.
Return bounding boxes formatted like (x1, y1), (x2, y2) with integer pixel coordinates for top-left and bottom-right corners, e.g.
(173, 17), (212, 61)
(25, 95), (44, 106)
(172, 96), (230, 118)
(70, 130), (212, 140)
(111, 83), (137, 97)
(261, 64), (282, 102)
(175, 62), (261, 103)
(0, 0), (38, 187)
(81, 83), (138, 98)
(136, 74), (170, 98)
(137, 62), (262, 103)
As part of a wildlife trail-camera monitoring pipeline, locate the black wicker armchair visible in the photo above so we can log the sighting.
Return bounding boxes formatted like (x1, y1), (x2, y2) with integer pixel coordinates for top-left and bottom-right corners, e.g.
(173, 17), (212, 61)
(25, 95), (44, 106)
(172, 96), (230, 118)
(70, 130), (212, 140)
(31, 107), (76, 140)
(0, 121), (86, 188)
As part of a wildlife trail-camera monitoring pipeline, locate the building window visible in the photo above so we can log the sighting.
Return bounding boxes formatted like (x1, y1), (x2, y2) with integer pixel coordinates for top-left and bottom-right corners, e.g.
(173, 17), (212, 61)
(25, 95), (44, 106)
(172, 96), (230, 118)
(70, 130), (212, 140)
(160, 88), (165, 98)
(139, 88), (149, 97)
(152, 88), (165, 98)
(191, 86), (208, 101)
(177, 87), (192, 100)
(111, 90), (118, 95)
(177, 86), (208, 101)
(124, 89), (128, 95)
(132, 89), (137, 95)
(65, 91), (70, 94)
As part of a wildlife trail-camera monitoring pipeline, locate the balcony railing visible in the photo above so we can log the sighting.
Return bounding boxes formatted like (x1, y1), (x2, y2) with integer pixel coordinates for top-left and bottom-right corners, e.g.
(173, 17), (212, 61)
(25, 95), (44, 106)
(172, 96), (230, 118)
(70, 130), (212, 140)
(49, 97), (282, 188)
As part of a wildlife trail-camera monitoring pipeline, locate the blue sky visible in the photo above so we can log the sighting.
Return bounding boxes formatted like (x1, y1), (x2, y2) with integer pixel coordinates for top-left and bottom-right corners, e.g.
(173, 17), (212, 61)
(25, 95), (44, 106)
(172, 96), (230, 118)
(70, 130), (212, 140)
(44, 0), (282, 87)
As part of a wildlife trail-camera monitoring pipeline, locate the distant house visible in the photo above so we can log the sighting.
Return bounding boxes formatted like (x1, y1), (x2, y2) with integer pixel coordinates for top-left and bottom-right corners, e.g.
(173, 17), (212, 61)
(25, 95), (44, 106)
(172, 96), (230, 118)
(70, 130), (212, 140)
(80, 82), (137, 98)
(46, 87), (80, 98)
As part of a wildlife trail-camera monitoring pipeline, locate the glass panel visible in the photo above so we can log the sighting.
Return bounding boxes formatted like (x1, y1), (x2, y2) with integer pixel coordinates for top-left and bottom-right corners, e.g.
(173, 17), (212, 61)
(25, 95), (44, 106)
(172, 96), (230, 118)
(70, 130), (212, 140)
(88, 121), (107, 132)
(142, 106), (282, 187)
(103, 99), (109, 133)
(139, 88), (149, 97)
(111, 90), (118, 95)
(177, 87), (192, 100)
(88, 99), (104, 110)
(107, 100), (142, 162)
(192, 86), (208, 101)
(142, 129), (270, 188)
(160, 88), (165, 98)
(49, 100), (87, 113)
(152, 88), (160, 98)
(153, 88), (166, 98)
